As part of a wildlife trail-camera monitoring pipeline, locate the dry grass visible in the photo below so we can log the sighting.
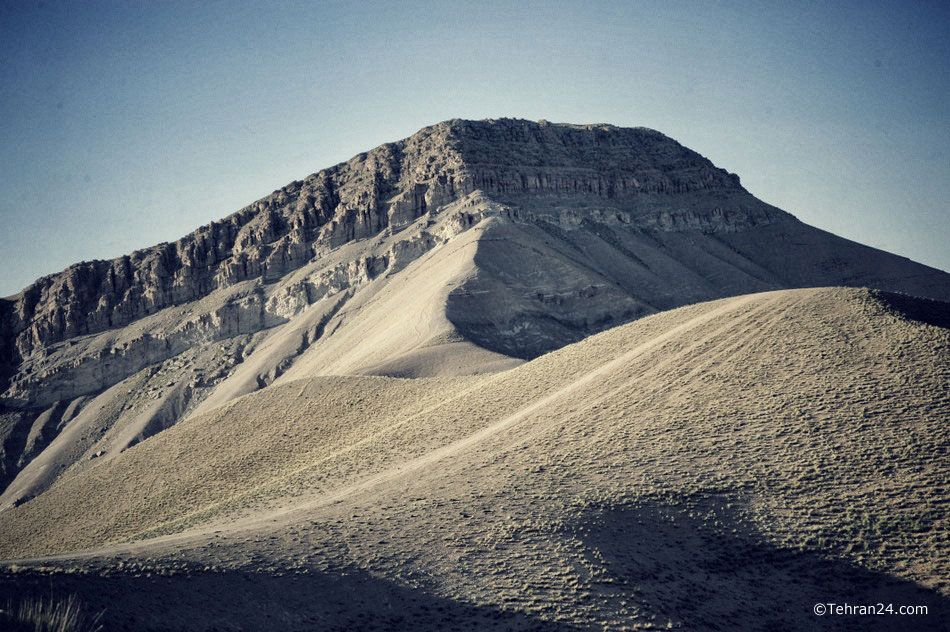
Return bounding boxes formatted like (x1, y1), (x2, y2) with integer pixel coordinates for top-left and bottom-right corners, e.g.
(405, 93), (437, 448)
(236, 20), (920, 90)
(0, 594), (103, 632)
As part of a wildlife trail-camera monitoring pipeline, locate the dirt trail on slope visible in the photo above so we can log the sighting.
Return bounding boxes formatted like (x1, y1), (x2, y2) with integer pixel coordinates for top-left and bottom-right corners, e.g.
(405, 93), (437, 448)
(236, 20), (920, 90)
(5, 287), (949, 631)
(10, 292), (772, 565)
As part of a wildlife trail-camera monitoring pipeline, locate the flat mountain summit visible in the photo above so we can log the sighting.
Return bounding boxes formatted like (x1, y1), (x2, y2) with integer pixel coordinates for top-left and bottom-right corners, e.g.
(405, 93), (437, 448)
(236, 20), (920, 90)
(1, 119), (949, 629)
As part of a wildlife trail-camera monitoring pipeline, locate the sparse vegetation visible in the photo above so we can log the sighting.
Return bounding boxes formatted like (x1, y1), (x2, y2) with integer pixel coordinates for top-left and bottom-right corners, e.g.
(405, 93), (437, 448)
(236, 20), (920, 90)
(0, 594), (103, 632)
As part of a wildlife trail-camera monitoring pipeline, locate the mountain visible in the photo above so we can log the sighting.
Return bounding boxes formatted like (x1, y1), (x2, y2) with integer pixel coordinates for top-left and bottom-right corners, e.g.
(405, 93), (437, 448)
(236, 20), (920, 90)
(2, 118), (949, 510)
(1, 287), (947, 630)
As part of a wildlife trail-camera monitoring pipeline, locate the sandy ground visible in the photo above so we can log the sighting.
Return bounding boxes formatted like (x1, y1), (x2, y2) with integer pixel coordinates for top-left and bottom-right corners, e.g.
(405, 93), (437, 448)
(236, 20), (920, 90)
(1, 287), (948, 631)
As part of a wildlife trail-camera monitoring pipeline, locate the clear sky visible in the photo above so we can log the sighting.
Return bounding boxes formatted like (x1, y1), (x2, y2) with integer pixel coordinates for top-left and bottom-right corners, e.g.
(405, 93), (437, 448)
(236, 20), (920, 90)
(1, 0), (948, 296)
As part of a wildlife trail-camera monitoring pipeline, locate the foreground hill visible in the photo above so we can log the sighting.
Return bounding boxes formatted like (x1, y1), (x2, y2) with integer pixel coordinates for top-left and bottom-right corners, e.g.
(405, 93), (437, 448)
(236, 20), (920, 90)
(2, 287), (947, 630)
(3, 119), (950, 509)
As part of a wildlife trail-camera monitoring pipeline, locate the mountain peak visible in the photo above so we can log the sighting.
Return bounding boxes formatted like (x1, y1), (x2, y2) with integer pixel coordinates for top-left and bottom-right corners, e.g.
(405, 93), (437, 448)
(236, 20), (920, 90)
(2, 118), (756, 358)
(2, 118), (948, 414)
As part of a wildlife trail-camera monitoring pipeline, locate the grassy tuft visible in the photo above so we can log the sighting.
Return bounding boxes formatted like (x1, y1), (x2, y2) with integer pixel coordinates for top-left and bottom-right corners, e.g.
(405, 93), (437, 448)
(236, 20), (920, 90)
(0, 594), (104, 632)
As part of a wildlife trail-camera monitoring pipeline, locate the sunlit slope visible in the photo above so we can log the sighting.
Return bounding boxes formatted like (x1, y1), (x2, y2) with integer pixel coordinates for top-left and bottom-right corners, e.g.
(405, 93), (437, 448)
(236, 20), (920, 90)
(0, 374), (491, 554)
(0, 206), (523, 510)
(1, 287), (947, 600)
(273, 215), (524, 382)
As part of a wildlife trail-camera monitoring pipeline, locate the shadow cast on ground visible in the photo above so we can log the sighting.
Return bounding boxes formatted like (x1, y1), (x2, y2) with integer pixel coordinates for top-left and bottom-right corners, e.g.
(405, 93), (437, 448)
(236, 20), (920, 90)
(1, 495), (946, 631)
(574, 495), (948, 631)
(0, 563), (586, 632)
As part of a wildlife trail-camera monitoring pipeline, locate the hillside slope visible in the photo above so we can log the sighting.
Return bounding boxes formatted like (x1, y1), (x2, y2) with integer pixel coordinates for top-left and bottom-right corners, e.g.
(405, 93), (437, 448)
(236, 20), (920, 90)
(3, 118), (950, 512)
(2, 287), (947, 630)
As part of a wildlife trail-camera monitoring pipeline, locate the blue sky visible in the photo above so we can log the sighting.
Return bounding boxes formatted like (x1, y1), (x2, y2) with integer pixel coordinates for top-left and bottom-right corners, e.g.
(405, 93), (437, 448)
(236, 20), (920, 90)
(1, 0), (948, 296)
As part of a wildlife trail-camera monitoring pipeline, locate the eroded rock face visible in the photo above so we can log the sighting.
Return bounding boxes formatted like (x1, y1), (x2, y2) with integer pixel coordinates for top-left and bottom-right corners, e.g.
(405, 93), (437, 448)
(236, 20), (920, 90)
(2, 118), (950, 504)
(1, 120), (753, 368)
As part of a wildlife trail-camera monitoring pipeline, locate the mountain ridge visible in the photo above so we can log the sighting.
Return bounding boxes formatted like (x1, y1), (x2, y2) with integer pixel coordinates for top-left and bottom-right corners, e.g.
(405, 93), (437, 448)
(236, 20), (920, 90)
(2, 118), (950, 508)
(2, 118), (751, 360)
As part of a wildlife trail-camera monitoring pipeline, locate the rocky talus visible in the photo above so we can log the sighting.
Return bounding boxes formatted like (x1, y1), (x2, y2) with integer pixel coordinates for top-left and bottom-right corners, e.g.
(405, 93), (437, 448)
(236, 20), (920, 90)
(1, 118), (949, 505)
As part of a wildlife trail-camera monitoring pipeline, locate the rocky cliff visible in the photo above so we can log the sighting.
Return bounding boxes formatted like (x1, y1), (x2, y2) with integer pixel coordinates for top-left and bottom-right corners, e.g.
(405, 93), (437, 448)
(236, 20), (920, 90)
(2, 118), (949, 506)
(2, 120), (758, 367)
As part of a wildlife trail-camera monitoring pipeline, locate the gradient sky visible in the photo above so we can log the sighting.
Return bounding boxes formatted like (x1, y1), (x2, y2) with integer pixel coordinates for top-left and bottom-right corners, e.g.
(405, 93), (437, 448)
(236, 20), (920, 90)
(1, 0), (948, 296)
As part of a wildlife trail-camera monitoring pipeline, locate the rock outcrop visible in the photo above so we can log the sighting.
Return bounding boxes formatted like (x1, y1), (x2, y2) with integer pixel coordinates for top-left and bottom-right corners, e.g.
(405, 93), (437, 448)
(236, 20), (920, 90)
(2, 118), (950, 505)
(1, 120), (763, 365)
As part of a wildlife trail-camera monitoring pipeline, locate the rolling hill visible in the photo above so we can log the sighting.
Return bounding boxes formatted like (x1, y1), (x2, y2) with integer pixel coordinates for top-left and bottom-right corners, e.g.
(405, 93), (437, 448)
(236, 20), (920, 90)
(2, 119), (950, 512)
(1, 286), (947, 630)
